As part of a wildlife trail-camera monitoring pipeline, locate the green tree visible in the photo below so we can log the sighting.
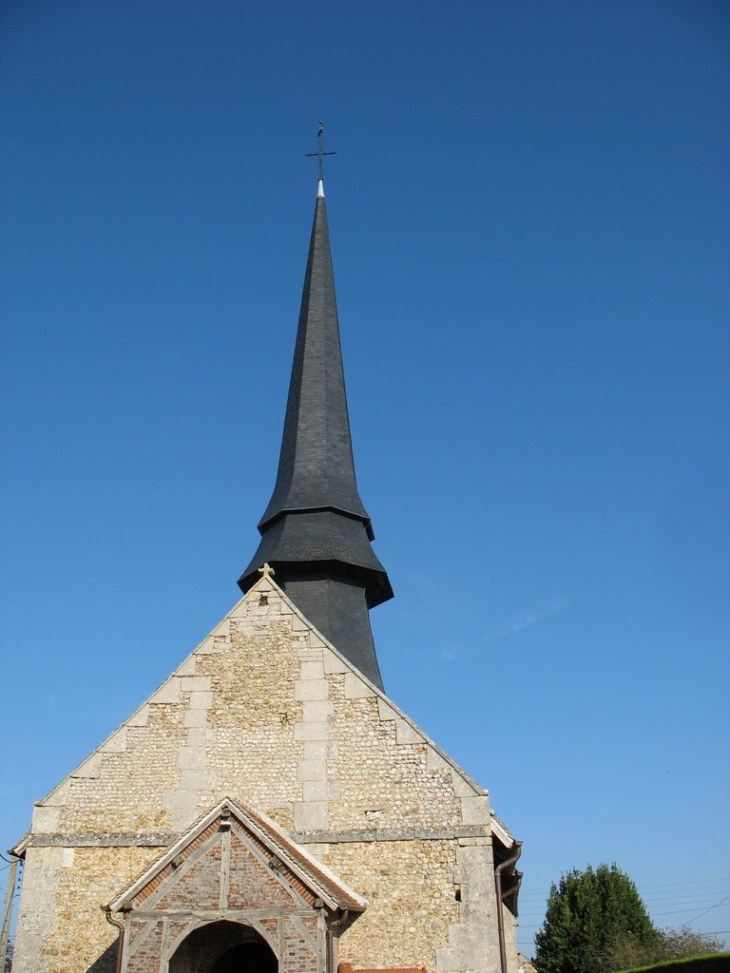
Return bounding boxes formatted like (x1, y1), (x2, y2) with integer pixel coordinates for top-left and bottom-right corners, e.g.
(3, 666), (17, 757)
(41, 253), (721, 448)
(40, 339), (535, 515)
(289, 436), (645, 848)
(535, 864), (660, 973)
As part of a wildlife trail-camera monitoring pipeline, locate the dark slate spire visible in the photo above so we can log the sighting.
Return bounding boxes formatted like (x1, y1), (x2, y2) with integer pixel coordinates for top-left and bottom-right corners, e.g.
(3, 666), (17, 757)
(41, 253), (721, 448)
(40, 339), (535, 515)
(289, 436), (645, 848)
(239, 180), (392, 690)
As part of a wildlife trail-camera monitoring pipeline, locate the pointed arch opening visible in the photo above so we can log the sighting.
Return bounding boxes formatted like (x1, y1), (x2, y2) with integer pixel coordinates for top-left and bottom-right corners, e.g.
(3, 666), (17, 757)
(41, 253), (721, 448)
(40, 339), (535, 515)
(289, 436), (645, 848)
(168, 920), (277, 973)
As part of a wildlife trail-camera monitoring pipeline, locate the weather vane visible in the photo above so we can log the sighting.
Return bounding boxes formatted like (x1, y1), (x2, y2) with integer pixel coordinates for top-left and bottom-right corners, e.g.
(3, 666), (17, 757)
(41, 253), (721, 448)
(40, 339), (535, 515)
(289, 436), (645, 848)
(305, 121), (336, 181)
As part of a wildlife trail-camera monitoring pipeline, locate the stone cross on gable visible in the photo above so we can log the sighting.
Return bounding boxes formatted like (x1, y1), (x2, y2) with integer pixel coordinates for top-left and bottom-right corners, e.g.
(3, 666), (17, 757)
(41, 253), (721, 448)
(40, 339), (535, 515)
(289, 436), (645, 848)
(258, 563), (275, 579)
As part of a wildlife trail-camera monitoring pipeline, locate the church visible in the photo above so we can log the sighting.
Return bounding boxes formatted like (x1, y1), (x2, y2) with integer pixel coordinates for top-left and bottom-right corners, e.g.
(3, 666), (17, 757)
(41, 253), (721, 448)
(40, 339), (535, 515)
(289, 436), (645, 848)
(9, 167), (522, 973)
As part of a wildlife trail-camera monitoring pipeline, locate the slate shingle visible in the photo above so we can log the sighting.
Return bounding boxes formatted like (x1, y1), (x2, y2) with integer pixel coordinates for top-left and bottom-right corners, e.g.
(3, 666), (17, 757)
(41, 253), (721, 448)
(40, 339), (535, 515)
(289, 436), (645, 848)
(239, 187), (392, 690)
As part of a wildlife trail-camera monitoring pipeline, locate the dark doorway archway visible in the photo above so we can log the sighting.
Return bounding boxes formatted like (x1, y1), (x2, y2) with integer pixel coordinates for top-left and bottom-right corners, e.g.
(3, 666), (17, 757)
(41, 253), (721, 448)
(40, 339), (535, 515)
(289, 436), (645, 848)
(212, 941), (278, 973)
(169, 920), (277, 973)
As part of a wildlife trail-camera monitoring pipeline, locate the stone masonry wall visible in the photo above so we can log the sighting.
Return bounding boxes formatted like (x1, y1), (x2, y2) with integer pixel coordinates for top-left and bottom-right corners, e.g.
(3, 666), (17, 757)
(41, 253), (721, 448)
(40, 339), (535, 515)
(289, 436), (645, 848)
(12, 577), (511, 973)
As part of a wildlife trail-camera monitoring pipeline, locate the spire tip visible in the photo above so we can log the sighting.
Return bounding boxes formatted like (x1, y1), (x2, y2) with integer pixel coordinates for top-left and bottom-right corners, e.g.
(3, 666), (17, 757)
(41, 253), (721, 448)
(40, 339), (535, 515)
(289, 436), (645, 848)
(317, 179), (325, 198)
(305, 123), (336, 184)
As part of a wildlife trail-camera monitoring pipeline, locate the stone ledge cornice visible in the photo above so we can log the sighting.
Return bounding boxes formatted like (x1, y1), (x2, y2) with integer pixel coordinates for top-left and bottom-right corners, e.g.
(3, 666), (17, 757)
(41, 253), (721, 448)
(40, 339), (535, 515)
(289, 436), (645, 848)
(293, 825), (489, 843)
(25, 824), (489, 849)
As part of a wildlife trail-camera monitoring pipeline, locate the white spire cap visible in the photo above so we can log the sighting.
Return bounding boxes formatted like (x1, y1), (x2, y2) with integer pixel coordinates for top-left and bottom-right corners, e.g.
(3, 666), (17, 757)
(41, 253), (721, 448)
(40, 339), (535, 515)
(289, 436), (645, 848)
(317, 179), (325, 198)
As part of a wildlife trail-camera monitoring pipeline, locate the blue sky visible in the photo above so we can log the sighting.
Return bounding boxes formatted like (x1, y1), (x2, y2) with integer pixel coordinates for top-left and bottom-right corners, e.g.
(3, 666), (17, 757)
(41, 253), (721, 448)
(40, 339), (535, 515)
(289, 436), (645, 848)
(1, 0), (729, 955)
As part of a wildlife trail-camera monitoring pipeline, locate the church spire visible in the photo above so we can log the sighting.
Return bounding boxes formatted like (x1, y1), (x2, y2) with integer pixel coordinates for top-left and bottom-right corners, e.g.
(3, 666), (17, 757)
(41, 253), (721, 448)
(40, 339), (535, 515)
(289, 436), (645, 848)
(239, 179), (392, 690)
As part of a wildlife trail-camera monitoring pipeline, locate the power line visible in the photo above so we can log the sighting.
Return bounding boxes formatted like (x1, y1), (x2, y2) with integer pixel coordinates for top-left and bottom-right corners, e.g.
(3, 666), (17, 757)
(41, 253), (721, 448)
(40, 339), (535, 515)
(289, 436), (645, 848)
(517, 878), (730, 901)
(641, 879), (730, 889)
(516, 886), (730, 938)
(682, 892), (730, 925)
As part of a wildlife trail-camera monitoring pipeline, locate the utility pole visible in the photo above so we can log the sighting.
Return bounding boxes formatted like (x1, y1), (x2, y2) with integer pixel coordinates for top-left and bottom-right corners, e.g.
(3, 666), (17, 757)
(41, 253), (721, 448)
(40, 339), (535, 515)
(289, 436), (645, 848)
(0, 856), (19, 971)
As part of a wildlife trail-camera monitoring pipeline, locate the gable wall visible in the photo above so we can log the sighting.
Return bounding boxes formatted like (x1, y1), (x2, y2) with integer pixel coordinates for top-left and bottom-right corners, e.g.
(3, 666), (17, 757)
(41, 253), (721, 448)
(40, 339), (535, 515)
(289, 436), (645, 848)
(13, 580), (514, 973)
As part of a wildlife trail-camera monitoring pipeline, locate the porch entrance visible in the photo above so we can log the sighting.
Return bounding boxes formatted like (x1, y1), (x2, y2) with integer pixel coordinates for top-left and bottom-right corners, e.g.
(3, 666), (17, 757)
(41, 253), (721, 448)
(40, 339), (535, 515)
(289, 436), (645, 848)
(169, 920), (277, 973)
(212, 941), (277, 973)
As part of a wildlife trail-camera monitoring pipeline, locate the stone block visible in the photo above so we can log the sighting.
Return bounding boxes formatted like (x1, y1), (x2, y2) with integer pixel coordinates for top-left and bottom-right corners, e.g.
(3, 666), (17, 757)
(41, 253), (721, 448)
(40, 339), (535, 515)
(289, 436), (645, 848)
(461, 945), (487, 969)
(184, 708), (208, 727)
(302, 740), (329, 761)
(71, 753), (102, 778)
(186, 727), (209, 747)
(99, 728), (127, 753)
(179, 768), (216, 790)
(302, 780), (339, 801)
(127, 704), (150, 727)
(395, 719), (422, 745)
(299, 659), (325, 681)
(294, 638), (315, 657)
(436, 947), (460, 970)
(297, 759), (327, 781)
(427, 748), (450, 773)
(293, 722), (329, 741)
(300, 842), (329, 858)
(451, 770), (480, 797)
(177, 748), (207, 770)
(293, 801), (328, 831)
(43, 780), (70, 807)
(162, 788), (193, 810)
(151, 680), (181, 704)
(269, 591), (288, 612)
(323, 651), (347, 674)
(457, 843), (492, 868)
(377, 698), (396, 721)
(295, 679), (329, 701)
(31, 805), (61, 833)
(188, 691), (213, 710)
(173, 804), (198, 831)
(195, 634), (219, 653)
(460, 796), (490, 826)
(229, 599), (248, 619)
(300, 700), (334, 722)
(177, 656), (197, 676)
(180, 675), (212, 692)
(344, 673), (375, 698)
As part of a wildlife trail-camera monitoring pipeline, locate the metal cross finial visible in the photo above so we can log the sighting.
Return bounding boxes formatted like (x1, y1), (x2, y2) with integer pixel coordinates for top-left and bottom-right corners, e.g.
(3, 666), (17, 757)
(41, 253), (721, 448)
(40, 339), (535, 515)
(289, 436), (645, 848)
(305, 120), (336, 181)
